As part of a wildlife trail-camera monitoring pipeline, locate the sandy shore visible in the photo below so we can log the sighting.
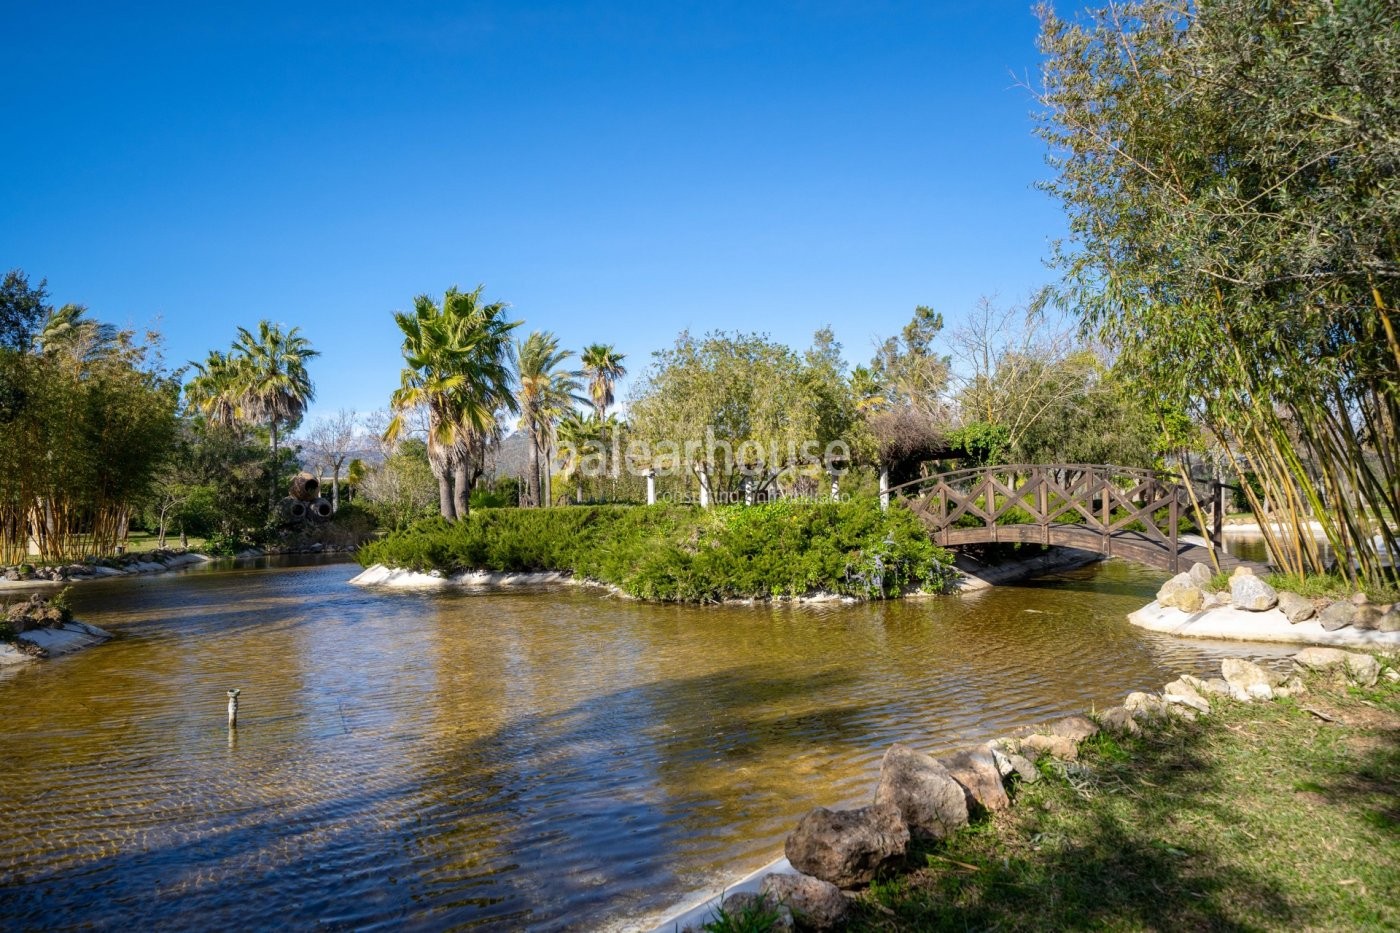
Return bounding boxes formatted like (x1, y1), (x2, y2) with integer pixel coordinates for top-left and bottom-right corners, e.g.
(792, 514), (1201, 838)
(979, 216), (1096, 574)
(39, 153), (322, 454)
(1129, 601), (1400, 649)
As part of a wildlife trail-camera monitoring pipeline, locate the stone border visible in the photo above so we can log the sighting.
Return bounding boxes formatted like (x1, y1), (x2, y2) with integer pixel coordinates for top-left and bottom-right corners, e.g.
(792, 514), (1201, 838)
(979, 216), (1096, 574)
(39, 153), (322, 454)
(1136, 564), (1399, 648)
(644, 648), (1395, 932)
(0, 551), (212, 590)
(0, 620), (112, 666)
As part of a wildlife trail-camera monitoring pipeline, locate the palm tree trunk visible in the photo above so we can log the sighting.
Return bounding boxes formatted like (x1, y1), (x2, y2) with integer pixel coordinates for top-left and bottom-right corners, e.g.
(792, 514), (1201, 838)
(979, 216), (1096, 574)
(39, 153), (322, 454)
(268, 420), (279, 510)
(453, 462), (472, 518)
(526, 437), (541, 508)
(438, 473), (456, 521)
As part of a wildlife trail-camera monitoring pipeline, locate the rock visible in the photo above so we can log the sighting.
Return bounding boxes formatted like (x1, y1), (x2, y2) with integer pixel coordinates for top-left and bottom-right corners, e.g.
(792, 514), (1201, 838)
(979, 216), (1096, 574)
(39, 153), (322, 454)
(1230, 575), (1278, 611)
(1124, 691), (1169, 720)
(1099, 706), (1141, 736)
(1197, 677), (1233, 696)
(1276, 591), (1316, 623)
(941, 746), (1010, 813)
(1187, 562), (1214, 589)
(1292, 647), (1380, 687)
(721, 891), (793, 930)
(872, 744), (966, 842)
(785, 802), (909, 888)
(989, 746), (1014, 777)
(1232, 564), (1254, 576)
(1162, 678), (1211, 714)
(1158, 573), (1205, 612)
(1202, 590), (1232, 609)
(1169, 706), (1199, 722)
(1351, 591), (1369, 605)
(1221, 658), (1275, 700)
(1050, 715), (1099, 743)
(1385, 669), (1400, 683)
(1381, 609), (1400, 633)
(1352, 605), (1384, 631)
(1006, 753), (1040, 783)
(1318, 601), (1356, 631)
(760, 872), (849, 930)
(1020, 733), (1079, 760)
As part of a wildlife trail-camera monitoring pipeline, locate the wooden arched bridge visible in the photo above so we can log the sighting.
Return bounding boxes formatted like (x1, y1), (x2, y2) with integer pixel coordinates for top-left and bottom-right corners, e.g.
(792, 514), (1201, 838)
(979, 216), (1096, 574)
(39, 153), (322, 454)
(889, 464), (1259, 574)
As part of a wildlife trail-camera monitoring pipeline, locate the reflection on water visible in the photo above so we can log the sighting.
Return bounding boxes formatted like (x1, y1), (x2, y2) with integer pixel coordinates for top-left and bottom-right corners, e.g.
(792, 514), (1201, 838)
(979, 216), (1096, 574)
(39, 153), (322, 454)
(0, 558), (1298, 930)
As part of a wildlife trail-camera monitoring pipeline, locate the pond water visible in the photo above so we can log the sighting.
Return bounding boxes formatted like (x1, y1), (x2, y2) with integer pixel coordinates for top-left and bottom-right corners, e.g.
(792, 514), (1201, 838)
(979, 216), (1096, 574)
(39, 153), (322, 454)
(0, 557), (1300, 931)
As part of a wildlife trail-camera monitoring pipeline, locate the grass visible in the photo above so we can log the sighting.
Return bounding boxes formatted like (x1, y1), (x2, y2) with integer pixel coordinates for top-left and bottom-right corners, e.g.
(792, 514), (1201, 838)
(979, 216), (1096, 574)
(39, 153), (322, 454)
(1265, 571), (1400, 605)
(837, 670), (1400, 931)
(121, 531), (209, 552)
(357, 498), (956, 603)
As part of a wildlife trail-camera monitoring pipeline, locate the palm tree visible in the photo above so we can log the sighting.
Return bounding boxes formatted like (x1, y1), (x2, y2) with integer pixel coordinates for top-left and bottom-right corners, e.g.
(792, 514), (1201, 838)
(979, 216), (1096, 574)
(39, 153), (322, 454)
(580, 343), (627, 420)
(184, 349), (246, 429)
(554, 409), (599, 503)
(389, 286), (519, 520)
(231, 321), (318, 460)
(516, 331), (582, 507)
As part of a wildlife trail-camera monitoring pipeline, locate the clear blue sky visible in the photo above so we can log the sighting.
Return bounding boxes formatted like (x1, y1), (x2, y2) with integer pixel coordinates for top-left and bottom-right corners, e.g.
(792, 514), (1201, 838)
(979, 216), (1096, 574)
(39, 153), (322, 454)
(2, 1), (1063, 424)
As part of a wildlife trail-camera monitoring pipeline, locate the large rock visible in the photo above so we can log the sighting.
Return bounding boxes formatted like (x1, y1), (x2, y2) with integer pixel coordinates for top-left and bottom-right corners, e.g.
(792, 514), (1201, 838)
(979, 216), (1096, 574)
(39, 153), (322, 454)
(872, 744), (967, 842)
(1221, 658), (1275, 699)
(1187, 562), (1214, 589)
(1098, 706), (1141, 736)
(1050, 715), (1100, 742)
(1380, 609), (1400, 633)
(721, 891), (793, 930)
(1124, 691), (1169, 720)
(1351, 605), (1384, 631)
(1230, 575), (1279, 611)
(941, 746), (1010, 813)
(1020, 733), (1078, 760)
(785, 802), (909, 888)
(1162, 678), (1211, 714)
(1318, 601), (1356, 631)
(1276, 591), (1316, 623)
(761, 872), (850, 930)
(1158, 572), (1205, 612)
(1292, 647), (1380, 687)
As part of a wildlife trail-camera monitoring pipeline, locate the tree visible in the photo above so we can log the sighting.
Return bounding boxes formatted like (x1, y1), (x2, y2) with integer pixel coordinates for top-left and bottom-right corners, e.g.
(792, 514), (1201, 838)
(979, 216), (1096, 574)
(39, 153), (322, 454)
(515, 331), (581, 507)
(388, 285), (520, 520)
(232, 321), (318, 460)
(628, 330), (857, 499)
(303, 409), (359, 511)
(580, 343), (627, 420)
(1035, 0), (1399, 584)
(0, 269), (50, 352)
(359, 438), (440, 530)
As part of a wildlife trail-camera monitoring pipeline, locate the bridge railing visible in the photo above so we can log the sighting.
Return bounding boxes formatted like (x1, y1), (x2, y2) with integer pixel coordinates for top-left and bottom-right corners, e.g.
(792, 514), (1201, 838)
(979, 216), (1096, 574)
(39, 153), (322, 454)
(888, 464), (1204, 569)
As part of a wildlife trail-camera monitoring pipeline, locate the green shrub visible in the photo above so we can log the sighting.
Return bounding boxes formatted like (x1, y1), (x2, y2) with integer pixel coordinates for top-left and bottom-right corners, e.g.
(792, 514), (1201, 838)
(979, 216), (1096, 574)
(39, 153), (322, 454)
(357, 499), (955, 603)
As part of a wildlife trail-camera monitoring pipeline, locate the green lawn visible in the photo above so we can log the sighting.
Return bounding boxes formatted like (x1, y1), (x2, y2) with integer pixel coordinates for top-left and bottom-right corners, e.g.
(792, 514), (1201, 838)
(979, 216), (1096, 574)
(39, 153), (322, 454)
(843, 673), (1400, 931)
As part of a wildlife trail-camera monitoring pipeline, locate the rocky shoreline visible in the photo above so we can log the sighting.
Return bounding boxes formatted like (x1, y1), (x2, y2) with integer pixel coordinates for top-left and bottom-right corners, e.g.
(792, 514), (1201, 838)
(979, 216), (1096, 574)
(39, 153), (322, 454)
(1130, 562), (1400, 648)
(649, 647), (1396, 932)
(350, 547), (1099, 603)
(0, 549), (212, 590)
(0, 594), (111, 666)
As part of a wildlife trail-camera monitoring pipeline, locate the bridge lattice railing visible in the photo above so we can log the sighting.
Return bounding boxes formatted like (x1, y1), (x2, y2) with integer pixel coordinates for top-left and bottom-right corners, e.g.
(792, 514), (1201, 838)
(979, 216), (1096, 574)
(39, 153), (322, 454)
(888, 464), (1197, 550)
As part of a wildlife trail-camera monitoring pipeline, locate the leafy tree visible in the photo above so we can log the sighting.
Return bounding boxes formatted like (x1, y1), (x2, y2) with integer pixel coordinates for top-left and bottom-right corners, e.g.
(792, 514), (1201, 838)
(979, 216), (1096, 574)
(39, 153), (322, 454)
(0, 269), (50, 352)
(580, 343), (627, 420)
(628, 330), (857, 499)
(359, 438), (439, 530)
(1035, 0), (1399, 583)
(388, 286), (520, 520)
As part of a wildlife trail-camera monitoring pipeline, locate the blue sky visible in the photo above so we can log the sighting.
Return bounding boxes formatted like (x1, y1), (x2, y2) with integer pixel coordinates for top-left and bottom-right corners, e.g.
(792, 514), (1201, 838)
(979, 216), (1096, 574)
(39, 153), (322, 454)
(1, 1), (1062, 425)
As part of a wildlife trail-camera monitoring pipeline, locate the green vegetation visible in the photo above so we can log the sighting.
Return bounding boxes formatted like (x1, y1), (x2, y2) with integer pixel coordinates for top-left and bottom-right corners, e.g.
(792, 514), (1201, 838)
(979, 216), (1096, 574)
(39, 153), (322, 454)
(1264, 572), (1400, 606)
(358, 498), (955, 602)
(0, 272), (180, 562)
(1036, 0), (1399, 587)
(387, 285), (520, 521)
(843, 672), (1400, 930)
